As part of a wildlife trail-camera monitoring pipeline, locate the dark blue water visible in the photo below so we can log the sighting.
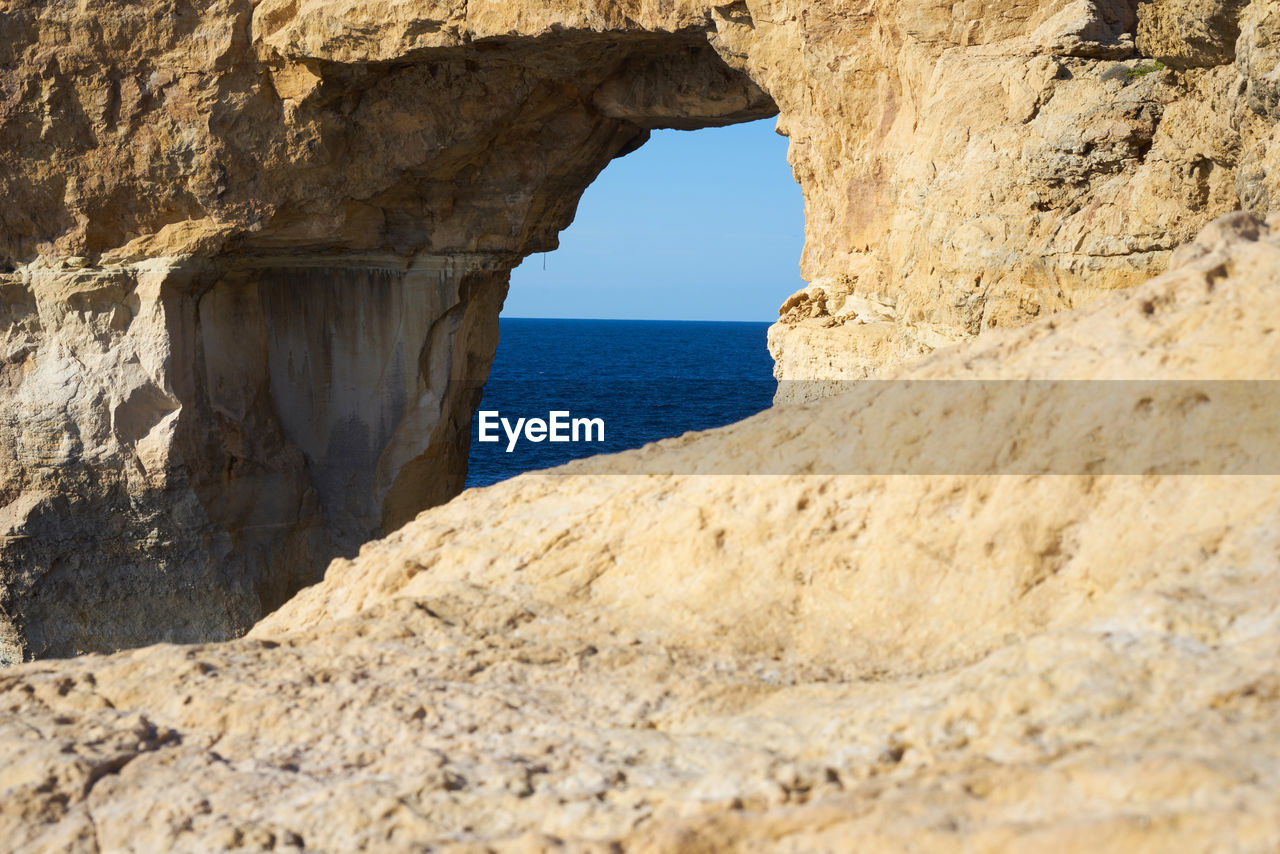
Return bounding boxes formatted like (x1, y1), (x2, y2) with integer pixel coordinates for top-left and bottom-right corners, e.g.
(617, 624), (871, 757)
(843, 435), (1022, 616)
(465, 318), (777, 487)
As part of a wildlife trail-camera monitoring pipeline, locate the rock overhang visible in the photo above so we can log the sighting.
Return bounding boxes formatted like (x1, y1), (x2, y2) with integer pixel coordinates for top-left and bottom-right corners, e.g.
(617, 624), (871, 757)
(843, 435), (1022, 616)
(1, 0), (781, 266)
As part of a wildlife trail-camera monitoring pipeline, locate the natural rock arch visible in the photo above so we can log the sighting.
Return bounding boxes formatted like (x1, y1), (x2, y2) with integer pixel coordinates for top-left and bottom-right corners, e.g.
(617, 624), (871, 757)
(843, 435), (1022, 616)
(0, 0), (777, 661)
(3, 0), (1277, 661)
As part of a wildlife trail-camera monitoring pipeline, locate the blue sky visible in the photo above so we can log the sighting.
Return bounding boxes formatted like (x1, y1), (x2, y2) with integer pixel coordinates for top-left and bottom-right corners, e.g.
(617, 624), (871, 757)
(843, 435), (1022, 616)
(501, 118), (807, 322)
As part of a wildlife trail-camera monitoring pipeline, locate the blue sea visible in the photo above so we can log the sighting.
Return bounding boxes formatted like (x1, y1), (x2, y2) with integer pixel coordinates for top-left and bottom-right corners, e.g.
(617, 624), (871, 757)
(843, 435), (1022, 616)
(465, 318), (777, 488)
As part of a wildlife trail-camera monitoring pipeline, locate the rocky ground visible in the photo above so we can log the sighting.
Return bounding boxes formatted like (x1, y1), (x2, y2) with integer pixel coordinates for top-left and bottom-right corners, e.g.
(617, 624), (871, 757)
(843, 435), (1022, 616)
(2, 215), (1278, 852)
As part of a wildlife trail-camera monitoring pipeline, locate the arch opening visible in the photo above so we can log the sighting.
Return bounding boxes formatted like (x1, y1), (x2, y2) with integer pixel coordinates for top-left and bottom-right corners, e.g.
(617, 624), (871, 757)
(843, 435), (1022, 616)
(468, 119), (805, 487)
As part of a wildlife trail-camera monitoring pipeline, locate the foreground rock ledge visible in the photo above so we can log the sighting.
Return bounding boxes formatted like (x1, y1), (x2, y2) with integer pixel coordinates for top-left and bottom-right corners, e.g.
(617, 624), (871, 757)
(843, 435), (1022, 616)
(2, 216), (1278, 852)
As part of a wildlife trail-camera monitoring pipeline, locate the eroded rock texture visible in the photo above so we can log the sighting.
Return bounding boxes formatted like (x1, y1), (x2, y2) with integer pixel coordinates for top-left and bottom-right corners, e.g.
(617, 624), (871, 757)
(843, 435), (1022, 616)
(3, 215), (1279, 852)
(1, 0), (1278, 660)
(767, 0), (1280, 400)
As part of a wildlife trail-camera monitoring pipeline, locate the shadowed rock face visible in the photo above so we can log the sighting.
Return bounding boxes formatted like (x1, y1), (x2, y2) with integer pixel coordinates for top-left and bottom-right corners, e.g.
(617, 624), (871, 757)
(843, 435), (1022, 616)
(0, 258), (509, 662)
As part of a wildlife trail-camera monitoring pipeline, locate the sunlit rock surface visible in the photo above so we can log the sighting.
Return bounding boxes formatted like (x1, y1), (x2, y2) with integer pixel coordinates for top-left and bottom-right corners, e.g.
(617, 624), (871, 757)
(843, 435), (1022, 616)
(767, 0), (1280, 400)
(1, 214), (1277, 851)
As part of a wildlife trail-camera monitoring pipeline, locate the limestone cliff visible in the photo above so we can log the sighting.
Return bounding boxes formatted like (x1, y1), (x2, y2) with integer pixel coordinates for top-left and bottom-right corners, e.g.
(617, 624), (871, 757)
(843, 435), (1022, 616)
(1, 0), (1277, 663)
(2, 215), (1278, 851)
(767, 0), (1280, 400)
